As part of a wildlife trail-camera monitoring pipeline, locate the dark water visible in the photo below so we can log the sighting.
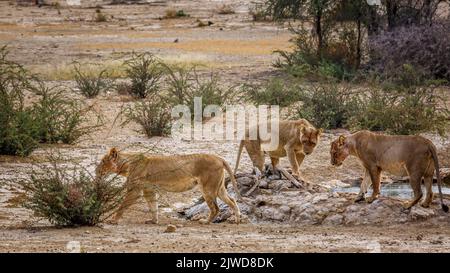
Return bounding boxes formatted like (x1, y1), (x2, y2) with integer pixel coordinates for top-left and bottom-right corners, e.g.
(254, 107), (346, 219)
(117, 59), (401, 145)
(333, 183), (450, 199)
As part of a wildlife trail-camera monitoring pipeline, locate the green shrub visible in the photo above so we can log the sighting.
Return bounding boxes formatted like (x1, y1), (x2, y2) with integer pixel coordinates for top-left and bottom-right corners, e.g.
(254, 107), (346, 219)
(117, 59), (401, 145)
(163, 64), (237, 117)
(73, 63), (114, 98)
(0, 107), (39, 157)
(18, 157), (125, 227)
(292, 84), (359, 129)
(0, 47), (101, 156)
(0, 46), (39, 156)
(176, 10), (188, 17)
(350, 87), (450, 136)
(164, 9), (189, 19)
(124, 52), (163, 99)
(244, 78), (301, 107)
(249, 2), (270, 21)
(274, 27), (356, 82)
(123, 96), (172, 137)
(115, 81), (132, 95)
(32, 83), (102, 144)
(94, 9), (108, 22)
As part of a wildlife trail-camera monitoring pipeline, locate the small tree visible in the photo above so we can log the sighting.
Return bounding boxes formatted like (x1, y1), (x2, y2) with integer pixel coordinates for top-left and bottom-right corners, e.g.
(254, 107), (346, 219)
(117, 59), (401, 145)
(124, 52), (163, 99)
(17, 155), (125, 227)
(0, 46), (39, 156)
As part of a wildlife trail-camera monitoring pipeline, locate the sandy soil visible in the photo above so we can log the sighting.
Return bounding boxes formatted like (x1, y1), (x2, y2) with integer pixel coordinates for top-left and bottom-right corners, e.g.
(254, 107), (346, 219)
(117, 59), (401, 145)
(1, 0), (450, 253)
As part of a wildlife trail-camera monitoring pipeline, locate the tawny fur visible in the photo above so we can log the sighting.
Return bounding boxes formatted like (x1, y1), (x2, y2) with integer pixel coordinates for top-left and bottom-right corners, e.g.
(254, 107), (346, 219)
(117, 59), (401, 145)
(234, 119), (323, 180)
(330, 130), (448, 212)
(96, 148), (242, 224)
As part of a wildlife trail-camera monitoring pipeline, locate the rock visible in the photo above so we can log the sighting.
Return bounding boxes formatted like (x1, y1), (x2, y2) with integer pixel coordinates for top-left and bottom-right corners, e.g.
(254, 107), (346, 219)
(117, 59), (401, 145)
(259, 180), (269, 189)
(268, 180), (290, 191)
(409, 206), (435, 220)
(322, 179), (351, 189)
(179, 173), (448, 226)
(438, 168), (450, 185)
(323, 214), (344, 225)
(164, 224), (177, 233)
(295, 212), (314, 223)
(272, 211), (286, 221)
(279, 205), (291, 214)
(312, 193), (328, 204)
(346, 205), (360, 213)
(237, 177), (255, 187)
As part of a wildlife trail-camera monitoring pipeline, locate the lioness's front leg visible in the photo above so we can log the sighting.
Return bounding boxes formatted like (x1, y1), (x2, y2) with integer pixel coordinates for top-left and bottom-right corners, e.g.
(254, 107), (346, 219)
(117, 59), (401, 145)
(365, 167), (381, 203)
(294, 152), (306, 181)
(111, 187), (141, 224)
(143, 187), (159, 224)
(355, 169), (371, 203)
(285, 145), (300, 178)
(244, 140), (265, 176)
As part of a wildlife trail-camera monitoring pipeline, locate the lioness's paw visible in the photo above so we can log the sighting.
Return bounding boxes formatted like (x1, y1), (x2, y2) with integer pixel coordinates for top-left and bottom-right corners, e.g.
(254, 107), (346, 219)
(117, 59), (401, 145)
(292, 172), (304, 182)
(365, 196), (378, 203)
(354, 195), (365, 203)
(199, 219), (210, 225)
(145, 219), (158, 225)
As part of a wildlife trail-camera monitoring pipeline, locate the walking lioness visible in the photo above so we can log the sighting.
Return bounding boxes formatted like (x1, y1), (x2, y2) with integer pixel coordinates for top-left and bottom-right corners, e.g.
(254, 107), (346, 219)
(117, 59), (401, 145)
(330, 130), (448, 212)
(96, 148), (242, 224)
(234, 119), (323, 180)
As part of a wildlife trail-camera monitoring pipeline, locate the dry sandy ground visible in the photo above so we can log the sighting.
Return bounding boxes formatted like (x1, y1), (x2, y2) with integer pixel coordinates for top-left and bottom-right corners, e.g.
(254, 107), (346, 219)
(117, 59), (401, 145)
(1, 1), (450, 253)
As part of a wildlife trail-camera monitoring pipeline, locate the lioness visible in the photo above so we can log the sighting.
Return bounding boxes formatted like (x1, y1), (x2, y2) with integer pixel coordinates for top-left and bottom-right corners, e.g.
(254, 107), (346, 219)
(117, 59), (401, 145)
(330, 130), (448, 212)
(234, 119), (323, 180)
(96, 148), (242, 224)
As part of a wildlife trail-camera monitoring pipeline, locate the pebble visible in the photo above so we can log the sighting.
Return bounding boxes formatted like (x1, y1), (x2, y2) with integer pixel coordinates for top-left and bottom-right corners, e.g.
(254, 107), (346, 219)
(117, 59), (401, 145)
(164, 224), (177, 233)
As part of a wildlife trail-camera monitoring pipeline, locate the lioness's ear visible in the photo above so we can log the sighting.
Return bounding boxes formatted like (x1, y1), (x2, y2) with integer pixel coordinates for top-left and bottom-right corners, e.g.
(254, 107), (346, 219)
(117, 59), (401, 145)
(338, 135), (346, 145)
(109, 148), (118, 160)
(300, 126), (307, 134)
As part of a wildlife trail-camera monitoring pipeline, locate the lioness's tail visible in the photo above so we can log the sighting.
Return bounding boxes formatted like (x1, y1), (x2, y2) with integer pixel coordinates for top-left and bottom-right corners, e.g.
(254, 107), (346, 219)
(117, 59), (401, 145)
(223, 158), (245, 202)
(234, 140), (245, 175)
(428, 141), (449, 212)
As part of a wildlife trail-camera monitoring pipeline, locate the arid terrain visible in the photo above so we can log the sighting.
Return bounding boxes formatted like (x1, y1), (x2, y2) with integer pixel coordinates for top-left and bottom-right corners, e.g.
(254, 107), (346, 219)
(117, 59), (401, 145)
(0, 0), (450, 253)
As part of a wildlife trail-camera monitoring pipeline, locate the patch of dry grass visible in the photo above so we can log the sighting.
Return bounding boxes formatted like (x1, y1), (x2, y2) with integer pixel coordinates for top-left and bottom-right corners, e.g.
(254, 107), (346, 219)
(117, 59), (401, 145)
(164, 9), (189, 19)
(27, 55), (219, 81)
(76, 36), (293, 56)
(28, 60), (127, 81)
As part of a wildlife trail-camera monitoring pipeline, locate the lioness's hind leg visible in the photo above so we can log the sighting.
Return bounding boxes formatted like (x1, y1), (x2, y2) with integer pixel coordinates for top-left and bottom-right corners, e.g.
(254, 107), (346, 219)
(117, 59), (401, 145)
(218, 187), (240, 224)
(269, 157), (281, 179)
(404, 174), (423, 209)
(244, 140), (265, 174)
(112, 187), (141, 224)
(421, 176), (433, 208)
(199, 194), (219, 224)
(143, 187), (159, 224)
(365, 168), (381, 203)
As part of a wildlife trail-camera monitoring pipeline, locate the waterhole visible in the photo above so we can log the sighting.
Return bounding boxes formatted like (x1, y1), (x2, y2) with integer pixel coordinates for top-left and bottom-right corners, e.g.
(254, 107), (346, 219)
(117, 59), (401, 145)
(333, 183), (450, 199)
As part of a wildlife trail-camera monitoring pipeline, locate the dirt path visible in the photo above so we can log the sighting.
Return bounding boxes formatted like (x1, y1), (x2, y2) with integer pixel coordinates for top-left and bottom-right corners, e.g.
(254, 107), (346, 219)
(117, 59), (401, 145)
(2, 218), (450, 253)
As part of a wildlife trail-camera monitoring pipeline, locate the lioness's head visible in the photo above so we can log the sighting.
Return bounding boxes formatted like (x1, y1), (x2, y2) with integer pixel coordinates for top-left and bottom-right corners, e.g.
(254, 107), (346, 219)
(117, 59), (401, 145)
(330, 135), (349, 166)
(300, 127), (323, 155)
(96, 148), (120, 177)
